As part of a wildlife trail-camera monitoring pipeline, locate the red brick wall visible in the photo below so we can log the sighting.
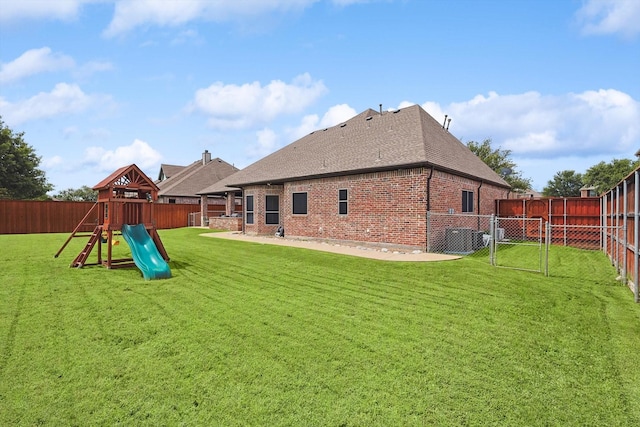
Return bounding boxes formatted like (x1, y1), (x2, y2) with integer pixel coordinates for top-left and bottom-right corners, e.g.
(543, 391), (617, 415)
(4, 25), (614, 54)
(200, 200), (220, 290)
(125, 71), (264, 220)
(243, 185), (284, 235)
(427, 170), (509, 215)
(282, 168), (428, 246)
(208, 217), (242, 231)
(243, 168), (509, 248)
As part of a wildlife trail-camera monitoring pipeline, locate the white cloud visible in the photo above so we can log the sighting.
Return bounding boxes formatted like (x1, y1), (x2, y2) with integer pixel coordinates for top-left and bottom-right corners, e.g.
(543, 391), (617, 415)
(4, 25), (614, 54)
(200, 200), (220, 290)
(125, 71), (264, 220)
(170, 29), (203, 46)
(82, 139), (163, 172)
(62, 126), (79, 138)
(103, 0), (320, 37)
(575, 0), (640, 38)
(0, 47), (75, 84)
(0, 0), (93, 23)
(287, 103), (357, 140)
(413, 89), (640, 159)
(42, 155), (64, 169)
(1, 0), (391, 35)
(246, 128), (280, 159)
(331, 0), (373, 5)
(74, 60), (114, 79)
(85, 128), (112, 140)
(188, 73), (327, 129)
(0, 83), (114, 126)
(319, 103), (358, 127)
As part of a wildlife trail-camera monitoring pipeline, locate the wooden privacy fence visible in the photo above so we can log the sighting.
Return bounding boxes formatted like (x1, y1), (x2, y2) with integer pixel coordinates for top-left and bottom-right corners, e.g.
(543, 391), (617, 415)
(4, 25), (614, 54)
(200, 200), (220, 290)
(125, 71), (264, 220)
(495, 197), (601, 248)
(0, 200), (200, 234)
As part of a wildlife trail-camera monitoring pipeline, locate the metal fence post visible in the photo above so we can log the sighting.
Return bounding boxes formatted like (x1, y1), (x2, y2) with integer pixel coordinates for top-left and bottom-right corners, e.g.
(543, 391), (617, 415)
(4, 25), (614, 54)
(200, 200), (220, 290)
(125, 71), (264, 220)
(623, 179), (628, 284)
(545, 221), (550, 276)
(489, 214), (495, 266)
(616, 185), (620, 271)
(426, 211), (431, 253)
(600, 193), (609, 255)
(635, 170), (639, 303)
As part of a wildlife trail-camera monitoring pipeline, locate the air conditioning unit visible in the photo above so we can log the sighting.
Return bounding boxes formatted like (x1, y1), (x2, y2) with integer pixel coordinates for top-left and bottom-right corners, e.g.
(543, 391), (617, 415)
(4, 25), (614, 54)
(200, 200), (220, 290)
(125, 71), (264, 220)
(496, 227), (505, 241)
(445, 228), (474, 254)
(472, 231), (485, 250)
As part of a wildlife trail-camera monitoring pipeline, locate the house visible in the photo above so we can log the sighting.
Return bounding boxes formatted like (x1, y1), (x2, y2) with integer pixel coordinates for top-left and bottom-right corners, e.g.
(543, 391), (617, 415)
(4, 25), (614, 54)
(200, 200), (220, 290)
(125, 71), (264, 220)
(157, 163), (186, 183)
(514, 188), (542, 199)
(580, 185), (598, 197)
(157, 150), (239, 204)
(156, 150), (241, 224)
(200, 104), (511, 249)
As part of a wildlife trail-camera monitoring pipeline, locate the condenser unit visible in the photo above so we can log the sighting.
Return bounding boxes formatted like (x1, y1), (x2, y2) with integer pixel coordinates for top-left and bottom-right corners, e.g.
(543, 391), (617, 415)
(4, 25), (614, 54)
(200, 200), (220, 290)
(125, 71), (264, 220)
(445, 227), (474, 254)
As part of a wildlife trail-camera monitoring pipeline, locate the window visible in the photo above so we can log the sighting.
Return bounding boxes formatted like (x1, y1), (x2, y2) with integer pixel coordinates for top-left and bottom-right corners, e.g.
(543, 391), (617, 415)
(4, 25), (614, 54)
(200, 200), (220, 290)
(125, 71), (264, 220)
(338, 189), (348, 215)
(245, 195), (254, 224)
(168, 198), (176, 204)
(292, 192), (307, 215)
(462, 190), (474, 213)
(265, 195), (279, 225)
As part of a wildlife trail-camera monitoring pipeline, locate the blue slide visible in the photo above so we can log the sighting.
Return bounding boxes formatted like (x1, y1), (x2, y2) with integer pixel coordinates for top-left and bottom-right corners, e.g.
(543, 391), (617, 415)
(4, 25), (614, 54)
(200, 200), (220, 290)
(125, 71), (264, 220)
(121, 224), (171, 280)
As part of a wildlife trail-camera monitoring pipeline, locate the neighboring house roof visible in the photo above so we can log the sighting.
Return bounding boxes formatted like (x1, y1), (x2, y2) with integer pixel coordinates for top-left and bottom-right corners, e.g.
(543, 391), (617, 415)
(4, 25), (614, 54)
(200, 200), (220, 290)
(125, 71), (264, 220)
(158, 157), (240, 198)
(198, 173), (242, 195)
(516, 188), (542, 198)
(157, 164), (186, 182)
(201, 104), (509, 192)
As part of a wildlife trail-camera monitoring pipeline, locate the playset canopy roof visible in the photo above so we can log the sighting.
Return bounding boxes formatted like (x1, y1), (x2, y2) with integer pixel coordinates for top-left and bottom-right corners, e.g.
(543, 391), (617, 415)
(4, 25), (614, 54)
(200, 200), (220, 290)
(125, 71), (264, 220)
(93, 164), (159, 192)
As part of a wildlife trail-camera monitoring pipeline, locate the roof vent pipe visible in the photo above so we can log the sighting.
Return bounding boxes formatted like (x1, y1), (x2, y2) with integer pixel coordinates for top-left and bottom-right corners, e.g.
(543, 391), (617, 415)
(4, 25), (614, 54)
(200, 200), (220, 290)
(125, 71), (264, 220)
(379, 104), (382, 114)
(442, 115), (448, 129)
(446, 118), (451, 131)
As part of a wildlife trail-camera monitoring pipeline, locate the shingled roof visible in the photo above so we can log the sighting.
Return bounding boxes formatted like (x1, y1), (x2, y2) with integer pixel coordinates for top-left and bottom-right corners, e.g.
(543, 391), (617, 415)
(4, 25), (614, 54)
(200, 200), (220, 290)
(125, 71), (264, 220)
(157, 164), (186, 182)
(201, 104), (509, 192)
(158, 157), (239, 198)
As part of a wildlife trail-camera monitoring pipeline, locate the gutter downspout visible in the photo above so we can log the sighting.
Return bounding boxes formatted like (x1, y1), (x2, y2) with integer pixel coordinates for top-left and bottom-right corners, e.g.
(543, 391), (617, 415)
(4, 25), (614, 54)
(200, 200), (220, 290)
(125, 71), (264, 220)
(426, 166), (435, 251)
(427, 165), (434, 211)
(477, 180), (483, 230)
(240, 187), (245, 235)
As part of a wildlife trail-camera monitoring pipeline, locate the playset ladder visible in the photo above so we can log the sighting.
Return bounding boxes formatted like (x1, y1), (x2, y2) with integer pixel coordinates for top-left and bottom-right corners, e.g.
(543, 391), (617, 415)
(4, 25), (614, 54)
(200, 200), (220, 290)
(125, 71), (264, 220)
(55, 202), (99, 259)
(71, 226), (101, 268)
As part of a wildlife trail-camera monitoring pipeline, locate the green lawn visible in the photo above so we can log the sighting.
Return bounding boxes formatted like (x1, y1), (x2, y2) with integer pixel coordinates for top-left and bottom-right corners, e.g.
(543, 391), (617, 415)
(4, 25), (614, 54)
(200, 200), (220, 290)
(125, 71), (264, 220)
(1, 228), (638, 426)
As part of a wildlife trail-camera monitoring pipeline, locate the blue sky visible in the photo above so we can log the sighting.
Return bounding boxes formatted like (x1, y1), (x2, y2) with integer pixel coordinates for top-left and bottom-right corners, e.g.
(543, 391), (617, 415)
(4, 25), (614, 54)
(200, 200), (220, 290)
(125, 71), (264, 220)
(1, 0), (639, 193)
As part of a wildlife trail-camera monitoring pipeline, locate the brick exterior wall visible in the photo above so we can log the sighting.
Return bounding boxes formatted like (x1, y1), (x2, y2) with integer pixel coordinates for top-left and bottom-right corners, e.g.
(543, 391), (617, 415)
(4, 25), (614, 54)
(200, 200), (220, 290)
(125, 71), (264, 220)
(243, 185), (284, 236)
(208, 217), (242, 231)
(243, 168), (509, 248)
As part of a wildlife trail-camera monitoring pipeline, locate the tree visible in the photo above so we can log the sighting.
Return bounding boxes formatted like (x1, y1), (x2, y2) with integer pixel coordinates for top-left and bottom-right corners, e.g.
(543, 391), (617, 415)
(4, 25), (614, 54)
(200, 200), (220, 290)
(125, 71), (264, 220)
(466, 138), (531, 192)
(542, 170), (584, 197)
(583, 158), (640, 195)
(0, 118), (53, 199)
(53, 185), (98, 202)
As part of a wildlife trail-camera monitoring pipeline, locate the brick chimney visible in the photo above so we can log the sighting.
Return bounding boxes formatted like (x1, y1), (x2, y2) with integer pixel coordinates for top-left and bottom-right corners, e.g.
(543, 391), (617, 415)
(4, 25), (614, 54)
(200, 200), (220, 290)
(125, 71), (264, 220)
(202, 150), (211, 165)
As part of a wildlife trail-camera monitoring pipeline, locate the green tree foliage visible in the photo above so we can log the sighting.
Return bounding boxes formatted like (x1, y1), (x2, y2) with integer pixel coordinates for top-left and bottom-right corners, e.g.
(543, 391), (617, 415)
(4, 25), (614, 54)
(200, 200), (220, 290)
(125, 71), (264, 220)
(542, 170), (584, 197)
(466, 138), (531, 192)
(53, 185), (98, 202)
(0, 118), (53, 199)
(583, 158), (640, 195)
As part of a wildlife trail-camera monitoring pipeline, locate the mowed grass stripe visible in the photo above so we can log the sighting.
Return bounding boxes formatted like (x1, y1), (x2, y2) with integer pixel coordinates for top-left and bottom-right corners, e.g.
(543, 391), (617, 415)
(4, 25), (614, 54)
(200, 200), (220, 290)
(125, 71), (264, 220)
(0, 227), (638, 426)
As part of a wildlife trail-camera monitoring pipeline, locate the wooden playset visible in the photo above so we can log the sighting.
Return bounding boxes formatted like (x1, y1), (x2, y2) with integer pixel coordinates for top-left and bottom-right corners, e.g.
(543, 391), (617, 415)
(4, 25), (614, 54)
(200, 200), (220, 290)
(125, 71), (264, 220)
(55, 164), (169, 269)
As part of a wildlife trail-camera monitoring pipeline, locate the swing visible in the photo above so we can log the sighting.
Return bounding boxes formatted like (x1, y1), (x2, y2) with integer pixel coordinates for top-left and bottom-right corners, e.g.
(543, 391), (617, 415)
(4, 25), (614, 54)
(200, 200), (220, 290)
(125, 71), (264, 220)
(101, 230), (120, 245)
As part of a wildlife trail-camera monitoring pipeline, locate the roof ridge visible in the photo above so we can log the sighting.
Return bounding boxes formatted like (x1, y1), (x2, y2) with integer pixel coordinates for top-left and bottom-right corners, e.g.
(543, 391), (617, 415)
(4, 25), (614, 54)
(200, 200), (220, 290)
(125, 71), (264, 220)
(158, 161), (201, 192)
